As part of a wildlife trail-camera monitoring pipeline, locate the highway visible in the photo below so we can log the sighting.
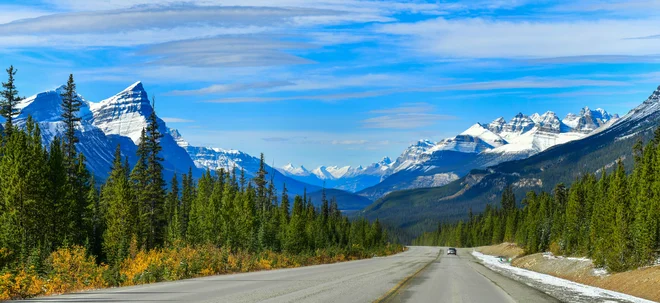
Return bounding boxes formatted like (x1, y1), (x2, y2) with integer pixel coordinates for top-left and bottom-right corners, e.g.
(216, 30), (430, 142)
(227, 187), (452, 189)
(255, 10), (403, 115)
(26, 247), (558, 303)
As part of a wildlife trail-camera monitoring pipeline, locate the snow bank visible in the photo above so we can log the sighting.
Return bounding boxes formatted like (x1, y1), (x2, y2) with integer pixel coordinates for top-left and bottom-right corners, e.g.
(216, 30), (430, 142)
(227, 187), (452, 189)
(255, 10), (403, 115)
(472, 251), (654, 303)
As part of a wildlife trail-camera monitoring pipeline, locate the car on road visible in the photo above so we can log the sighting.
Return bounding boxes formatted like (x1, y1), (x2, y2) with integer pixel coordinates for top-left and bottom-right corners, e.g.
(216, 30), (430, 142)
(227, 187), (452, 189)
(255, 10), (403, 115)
(447, 248), (457, 255)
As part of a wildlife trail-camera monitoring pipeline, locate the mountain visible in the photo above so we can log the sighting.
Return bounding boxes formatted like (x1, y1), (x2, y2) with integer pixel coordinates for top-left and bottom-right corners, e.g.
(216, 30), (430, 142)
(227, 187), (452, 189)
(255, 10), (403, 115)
(89, 82), (199, 178)
(14, 85), (130, 179)
(167, 128), (320, 195)
(358, 85), (660, 236)
(14, 82), (321, 195)
(357, 107), (618, 200)
(277, 157), (393, 192)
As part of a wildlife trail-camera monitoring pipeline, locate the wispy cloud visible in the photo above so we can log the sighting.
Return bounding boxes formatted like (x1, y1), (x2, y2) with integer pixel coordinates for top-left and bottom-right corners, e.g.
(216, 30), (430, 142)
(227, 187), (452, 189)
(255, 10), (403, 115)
(370, 102), (435, 114)
(170, 73), (417, 95)
(161, 117), (195, 123)
(201, 77), (629, 103)
(331, 139), (369, 145)
(0, 5), (338, 35)
(141, 36), (316, 68)
(362, 113), (455, 129)
(363, 103), (456, 129)
(375, 17), (660, 60)
(169, 80), (295, 96)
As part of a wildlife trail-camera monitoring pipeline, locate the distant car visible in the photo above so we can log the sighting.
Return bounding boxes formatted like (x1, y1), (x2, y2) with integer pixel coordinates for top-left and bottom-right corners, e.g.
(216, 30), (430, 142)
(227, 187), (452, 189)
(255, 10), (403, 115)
(447, 248), (457, 255)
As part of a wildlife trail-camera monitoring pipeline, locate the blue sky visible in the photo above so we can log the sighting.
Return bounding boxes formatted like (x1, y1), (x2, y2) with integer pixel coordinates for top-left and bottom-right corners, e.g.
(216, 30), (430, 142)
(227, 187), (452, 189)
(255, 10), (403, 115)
(1, 0), (660, 168)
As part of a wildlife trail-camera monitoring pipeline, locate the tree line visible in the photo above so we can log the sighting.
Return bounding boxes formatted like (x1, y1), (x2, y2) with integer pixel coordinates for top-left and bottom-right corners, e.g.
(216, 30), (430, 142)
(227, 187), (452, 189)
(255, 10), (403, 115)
(0, 66), (389, 273)
(414, 130), (660, 272)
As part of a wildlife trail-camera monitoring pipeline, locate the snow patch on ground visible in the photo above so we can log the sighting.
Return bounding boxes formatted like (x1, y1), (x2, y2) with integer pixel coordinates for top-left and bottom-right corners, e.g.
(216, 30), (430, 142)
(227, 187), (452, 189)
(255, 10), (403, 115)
(472, 251), (653, 303)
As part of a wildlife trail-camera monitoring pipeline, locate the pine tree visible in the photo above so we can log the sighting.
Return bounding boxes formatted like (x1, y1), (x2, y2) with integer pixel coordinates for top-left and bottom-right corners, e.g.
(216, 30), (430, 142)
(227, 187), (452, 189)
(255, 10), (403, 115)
(165, 174), (181, 244)
(144, 98), (166, 249)
(60, 74), (82, 173)
(102, 146), (134, 264)
(608, 160), (633, 271)
(130, 129), (149, 248)
(285, 195), (306, 253)
(0, 66), (23, 135)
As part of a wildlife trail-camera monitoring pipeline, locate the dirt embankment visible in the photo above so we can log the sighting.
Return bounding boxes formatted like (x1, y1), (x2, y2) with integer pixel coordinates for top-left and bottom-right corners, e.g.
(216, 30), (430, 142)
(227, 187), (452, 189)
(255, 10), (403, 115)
(476, 243), (524, 259)
(477, 244), (660, 302)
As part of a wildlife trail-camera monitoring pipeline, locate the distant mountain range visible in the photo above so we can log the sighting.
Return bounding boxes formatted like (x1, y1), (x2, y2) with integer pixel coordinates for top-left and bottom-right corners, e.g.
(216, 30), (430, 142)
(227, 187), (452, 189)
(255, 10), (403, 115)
(359, 85), (660, 237)
(277, 157), (393, 192)
(355, 107), (618, 200)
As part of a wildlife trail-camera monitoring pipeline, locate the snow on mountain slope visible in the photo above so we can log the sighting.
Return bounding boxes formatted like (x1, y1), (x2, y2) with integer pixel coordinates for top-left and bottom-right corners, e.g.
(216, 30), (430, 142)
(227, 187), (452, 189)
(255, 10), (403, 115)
(562, 107), (618, 133)
(430, 123), (507, 154)
(484, 126), (585, 156)
(168, 128), (320, 195)
(389, 139), (436, 173)
(90, 81), (149, 144)
(277, 157), (394, 193)
(280, 163), (311, 176)
(14, 86), (135, 179)
(358, 106), (618, 200)
(90, 82), (198, 177)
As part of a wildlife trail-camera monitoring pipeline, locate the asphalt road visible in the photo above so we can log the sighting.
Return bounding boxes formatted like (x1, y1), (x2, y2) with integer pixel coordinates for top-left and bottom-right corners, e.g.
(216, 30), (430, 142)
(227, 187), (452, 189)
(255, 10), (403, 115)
(25, 246), (559, 303)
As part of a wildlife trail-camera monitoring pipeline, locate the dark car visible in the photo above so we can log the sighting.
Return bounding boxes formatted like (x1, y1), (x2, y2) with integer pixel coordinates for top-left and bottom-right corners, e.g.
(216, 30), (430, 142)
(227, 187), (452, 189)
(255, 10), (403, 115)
(447, 248), (457, 255)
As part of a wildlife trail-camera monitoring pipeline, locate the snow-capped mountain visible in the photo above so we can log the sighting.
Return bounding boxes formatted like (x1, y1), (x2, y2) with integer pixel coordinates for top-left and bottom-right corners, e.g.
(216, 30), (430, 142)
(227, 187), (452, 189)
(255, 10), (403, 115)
(361, 85), (660, 233)
(277, 157), (393, 192)
(562, 107), (619, 133)
(358, 107), (618, 200)
(168, 128), (320, 195)
(13, 81), (318, 196)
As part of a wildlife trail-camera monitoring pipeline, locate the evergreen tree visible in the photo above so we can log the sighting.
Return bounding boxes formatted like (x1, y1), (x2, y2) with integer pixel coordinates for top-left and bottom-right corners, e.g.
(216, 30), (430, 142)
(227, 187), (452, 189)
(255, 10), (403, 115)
(0, 66), (23, 135)
(60, 74), (82, 173)
(102, 146), (134, 264)
(144, 98), (166, 249)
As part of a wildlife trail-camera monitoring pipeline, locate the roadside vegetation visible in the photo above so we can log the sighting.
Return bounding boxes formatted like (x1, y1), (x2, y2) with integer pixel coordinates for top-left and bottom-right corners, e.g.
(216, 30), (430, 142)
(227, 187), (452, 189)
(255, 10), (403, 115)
(0, 67), (401, 300)
(414, 129), (660, 273)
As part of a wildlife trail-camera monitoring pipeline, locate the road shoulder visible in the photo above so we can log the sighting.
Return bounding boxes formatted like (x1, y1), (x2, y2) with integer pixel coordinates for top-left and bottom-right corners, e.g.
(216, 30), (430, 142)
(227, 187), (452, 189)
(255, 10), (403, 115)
(465, 251), (560, 303)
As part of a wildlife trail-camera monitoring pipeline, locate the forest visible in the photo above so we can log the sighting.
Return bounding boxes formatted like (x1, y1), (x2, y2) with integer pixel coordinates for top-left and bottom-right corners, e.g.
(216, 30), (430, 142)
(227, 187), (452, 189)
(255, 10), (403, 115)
(414, 131), (660, 273)
(0, 67), (398, 300)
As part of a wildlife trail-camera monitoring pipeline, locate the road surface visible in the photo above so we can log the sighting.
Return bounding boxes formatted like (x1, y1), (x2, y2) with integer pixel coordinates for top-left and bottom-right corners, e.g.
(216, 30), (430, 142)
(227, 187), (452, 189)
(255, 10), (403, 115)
(25, 247), (558, 303)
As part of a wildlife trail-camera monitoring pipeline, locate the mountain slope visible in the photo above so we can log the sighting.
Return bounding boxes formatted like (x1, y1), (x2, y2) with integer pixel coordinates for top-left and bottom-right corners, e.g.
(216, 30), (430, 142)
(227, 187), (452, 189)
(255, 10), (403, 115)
(358, 85), (660, 235)
(168, 129), (320, 195)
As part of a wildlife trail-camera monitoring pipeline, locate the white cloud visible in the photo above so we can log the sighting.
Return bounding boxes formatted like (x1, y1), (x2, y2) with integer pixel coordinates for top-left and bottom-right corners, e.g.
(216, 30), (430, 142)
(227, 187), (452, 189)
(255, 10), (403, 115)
(375, 17), (660, 59)
(169, 73), (420, 96)
(161, 117), (195, 123)
(168, 81), (295, 95)
(0, 5), (337, 35)
(362, 103), (456, 129)
(202, 77), (629, 103)
(370, 102), (435, 114)
(141, 36), (315, 67)
(0, 5), (51, 24)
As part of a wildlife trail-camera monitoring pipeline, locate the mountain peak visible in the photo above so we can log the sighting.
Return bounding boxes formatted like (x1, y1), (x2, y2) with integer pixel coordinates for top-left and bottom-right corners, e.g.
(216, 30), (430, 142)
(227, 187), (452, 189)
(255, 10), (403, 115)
(90, 81), (153, 144)
(167, 128), (189, 147)
(644, 85), (660, 104)
(122, 81), (144, 93)
(380, 156), (393, 165)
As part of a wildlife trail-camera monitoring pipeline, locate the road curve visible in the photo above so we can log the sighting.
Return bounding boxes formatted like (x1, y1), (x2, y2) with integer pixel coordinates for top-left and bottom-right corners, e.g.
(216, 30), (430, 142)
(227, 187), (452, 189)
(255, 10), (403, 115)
(25, 246), (558, 303)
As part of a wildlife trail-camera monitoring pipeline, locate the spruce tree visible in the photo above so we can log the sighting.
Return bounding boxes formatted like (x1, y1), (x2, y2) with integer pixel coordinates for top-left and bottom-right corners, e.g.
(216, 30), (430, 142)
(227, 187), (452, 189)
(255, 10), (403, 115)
(0, 66), (23, 135)
(102, 146), (135, 264)
(144, 98), (166, 248)
(60, 74), (82, 172)
(131, 129), (149, 248)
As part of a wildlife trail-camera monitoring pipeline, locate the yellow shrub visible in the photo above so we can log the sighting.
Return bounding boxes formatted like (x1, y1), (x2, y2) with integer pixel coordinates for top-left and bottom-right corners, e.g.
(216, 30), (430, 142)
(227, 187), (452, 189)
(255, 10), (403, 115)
(45, 246), (106, 294)
(0, 268), (45, 299)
